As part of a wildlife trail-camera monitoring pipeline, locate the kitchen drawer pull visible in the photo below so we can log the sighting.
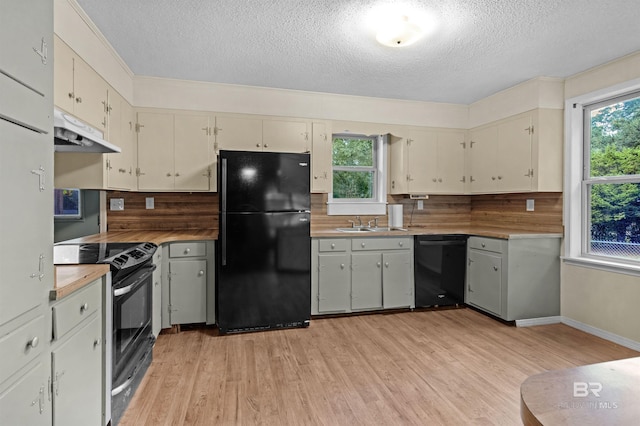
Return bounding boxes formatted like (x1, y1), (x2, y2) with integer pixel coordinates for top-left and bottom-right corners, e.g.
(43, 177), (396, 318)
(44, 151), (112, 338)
(385, 262), (389, 267)
(481, 243), (486, 248)
(26, 336), (39, 349)
(398, 241), (403, 247)
(331, 243), (335, 249)
(340, 263), (345, 269)
(94, 339), (101, 347)
(198, 270), (204, 276)
(361, 243), (366, 248)
(377, 262), (381, 267)
(80, 303), (89, 313)
(184, 248), (191, 254)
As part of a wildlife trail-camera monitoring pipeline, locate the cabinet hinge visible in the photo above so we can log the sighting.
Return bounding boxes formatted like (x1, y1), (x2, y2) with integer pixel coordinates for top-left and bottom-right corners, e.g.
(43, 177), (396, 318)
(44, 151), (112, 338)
(106, 159), (111, 170)
(525, 125), (534, 135)
(135, 167), (142, 177)
(407, 138), (412, 146)
(461, 141), (466, 149)
(469, 140), (475, 148)
(135, 123), (144, 133)
(213, 126), (220, 136)
(460, 176), (466, 183)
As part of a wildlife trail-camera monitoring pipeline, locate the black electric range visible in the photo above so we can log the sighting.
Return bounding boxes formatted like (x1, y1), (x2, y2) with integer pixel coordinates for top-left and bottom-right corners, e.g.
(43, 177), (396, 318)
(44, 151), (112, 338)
(54, 242), (157, 281)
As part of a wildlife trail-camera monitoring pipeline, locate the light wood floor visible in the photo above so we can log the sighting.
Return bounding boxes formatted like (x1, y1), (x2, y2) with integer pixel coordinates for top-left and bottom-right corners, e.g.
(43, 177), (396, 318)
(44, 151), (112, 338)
(119, 308), (639, 425)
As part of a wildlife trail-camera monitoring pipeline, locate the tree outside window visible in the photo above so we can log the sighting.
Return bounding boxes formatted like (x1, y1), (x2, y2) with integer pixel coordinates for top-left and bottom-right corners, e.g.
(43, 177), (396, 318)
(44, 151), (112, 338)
(585, 93), (640, 260)
(332, 136), (377, 200)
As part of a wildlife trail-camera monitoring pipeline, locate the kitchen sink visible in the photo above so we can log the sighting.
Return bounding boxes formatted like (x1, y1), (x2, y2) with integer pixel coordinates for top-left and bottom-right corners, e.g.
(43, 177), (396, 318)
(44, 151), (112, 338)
(335, 227), (374, 233)
(335, 227), (398, 233)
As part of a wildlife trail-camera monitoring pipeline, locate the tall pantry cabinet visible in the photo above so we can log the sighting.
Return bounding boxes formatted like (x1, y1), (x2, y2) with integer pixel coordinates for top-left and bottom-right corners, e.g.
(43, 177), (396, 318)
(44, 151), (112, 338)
(0, 0), (53, 424)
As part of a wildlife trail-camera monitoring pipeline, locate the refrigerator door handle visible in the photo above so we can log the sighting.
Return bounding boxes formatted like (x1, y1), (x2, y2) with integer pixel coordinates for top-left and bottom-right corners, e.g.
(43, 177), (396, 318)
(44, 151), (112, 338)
(221, 212), (227, 266)
(221, 157), (227, 212)
(221, 157), (227, 266)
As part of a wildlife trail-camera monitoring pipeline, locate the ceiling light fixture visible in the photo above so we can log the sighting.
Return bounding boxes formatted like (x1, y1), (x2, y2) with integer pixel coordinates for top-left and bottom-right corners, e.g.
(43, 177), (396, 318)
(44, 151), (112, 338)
(376, 14), (426, 47)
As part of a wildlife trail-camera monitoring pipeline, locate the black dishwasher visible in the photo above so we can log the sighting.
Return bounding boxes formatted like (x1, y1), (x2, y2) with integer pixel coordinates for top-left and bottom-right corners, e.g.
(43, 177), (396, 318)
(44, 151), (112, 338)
(414, 235), (467, 307)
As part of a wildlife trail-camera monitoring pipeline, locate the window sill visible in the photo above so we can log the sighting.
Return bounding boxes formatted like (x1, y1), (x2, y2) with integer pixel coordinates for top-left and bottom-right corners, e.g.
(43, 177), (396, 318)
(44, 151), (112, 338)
(326, 201), (387, 216)
(562, 256), (640, 277)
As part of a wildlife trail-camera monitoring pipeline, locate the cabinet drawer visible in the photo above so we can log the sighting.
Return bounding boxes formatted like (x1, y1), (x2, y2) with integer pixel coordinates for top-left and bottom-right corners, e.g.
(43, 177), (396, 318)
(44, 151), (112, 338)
(468, 236), (506, 253)
(0, 315), (45, 385)
(52, 279), (101, 340)
(169, 242), (206, 258)
(318, 239), (347, 252)
(352, 237), (411, 251)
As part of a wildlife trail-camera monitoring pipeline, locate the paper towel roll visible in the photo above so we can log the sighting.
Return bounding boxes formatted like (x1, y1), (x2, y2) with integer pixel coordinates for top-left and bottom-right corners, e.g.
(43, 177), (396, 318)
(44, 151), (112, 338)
(388, 204), (403, 228)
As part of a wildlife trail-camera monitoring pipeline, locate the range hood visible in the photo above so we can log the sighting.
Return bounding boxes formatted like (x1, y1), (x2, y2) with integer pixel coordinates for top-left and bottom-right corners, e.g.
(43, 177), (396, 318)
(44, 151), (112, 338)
(54, 109), (121, 153)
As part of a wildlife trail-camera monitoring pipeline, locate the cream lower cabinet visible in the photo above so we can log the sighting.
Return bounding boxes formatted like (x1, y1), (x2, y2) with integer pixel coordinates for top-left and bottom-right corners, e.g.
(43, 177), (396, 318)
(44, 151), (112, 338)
(311, 237), (414, 315)
(161, 242), (215, 327)
(468, 109), (562, 193)
(465, 236), (561, 321)
(50, 278), (103, 426)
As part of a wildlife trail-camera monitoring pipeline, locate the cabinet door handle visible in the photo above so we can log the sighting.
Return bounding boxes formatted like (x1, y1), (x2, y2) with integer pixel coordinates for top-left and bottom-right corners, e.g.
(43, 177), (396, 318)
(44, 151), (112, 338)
(376, 262), (381, 267)
(75, 96), (82, 103)
(68, 92), (74, 99)
(198, 270), (204, 277)
(340, 263), (345, 269)
(493, 266), (499, 271)
(256, 143), (261, 148)
(384, 262), (389, 267)
(264, 144), (269, 148)
(166, 172), (172, 177)
(80, 303), (89, 313)
(94, 339), (101, 348)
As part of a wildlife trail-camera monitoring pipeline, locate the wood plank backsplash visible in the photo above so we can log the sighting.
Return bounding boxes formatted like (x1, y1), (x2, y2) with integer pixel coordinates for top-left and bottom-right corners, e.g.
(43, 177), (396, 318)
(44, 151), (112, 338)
(106, 191), (562, 234)
(470, 192), (563, 233)
(106, 192), (218, 231)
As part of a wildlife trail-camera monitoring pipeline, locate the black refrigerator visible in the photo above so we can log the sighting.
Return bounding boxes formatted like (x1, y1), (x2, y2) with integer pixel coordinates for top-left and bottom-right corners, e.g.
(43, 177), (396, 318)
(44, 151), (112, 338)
(216, 150), (311, 334)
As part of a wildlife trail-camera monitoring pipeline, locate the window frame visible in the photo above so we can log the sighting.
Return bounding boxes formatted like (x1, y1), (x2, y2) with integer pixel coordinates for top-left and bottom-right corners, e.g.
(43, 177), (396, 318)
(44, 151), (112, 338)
(564, 78), (640, 275)
(327, 133), (388, 216)
(54, 188), (83, 220)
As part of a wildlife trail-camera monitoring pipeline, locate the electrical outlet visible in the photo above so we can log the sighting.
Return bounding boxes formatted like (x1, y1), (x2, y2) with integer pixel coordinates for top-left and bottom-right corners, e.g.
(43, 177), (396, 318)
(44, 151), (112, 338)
(110, 198), (124, 211)
(526, 199), (535, 212)
(417, 200), (424, 210)
(146, 197), (155, 209)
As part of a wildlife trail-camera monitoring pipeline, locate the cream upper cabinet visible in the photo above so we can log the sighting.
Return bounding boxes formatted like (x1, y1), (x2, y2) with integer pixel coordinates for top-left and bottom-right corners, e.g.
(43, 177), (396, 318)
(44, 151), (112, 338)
(468, 109), (561, 194)
(406, 130), (438, 193)
(53, 36), (108, 132)
(137, 112), (214, 191)
(214, 115), (262, 152)
(389, 128), (466, 195)
(468, 126), (499, 193)
(437, 131), (467, 193)
(174, 114), (213, 191)
(137, 112), (175, 191)
(54, 88), (136, 191)
(106, 90), (137, 190)
(262, 119), (309, 153)
(311, 121), (332, 193)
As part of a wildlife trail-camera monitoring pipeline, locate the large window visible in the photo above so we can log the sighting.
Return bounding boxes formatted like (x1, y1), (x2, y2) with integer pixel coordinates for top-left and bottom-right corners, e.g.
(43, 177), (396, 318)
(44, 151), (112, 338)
(583, 92), (640, 262)
(54, 188), (82, 219)
(328, 134), (387, 215)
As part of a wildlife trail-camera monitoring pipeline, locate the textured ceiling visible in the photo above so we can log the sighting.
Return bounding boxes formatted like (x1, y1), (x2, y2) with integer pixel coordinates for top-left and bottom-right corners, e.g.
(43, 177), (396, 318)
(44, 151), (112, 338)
(75, 0), (640, 104)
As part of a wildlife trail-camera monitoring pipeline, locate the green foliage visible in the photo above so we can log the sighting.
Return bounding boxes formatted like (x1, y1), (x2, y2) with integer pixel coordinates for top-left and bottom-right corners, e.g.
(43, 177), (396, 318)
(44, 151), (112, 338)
(332, 137), (375, 199)
(589, 96), (640, 243)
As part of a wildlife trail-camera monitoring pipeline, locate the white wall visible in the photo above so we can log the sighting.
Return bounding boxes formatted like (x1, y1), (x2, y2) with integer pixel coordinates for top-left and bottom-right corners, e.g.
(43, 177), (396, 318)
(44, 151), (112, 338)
(562, 50), (640, 347)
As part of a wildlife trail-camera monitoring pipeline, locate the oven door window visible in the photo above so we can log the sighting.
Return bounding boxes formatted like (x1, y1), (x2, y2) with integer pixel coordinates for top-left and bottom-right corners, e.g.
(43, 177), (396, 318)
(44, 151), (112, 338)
(113, 266), (154, 376)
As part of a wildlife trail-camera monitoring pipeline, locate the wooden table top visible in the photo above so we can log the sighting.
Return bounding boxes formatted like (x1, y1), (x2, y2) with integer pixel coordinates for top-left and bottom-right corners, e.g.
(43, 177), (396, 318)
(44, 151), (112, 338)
(521, 357), (640, 425)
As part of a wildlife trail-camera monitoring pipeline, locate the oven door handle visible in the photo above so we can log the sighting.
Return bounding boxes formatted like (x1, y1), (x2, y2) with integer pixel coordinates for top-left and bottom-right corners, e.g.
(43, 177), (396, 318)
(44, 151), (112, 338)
(113, 265), (156, 297)
(111, 376), (134, 397)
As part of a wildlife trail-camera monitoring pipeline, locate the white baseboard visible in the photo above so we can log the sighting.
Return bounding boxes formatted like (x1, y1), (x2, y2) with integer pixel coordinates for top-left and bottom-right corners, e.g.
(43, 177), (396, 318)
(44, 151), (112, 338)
(561, 317), (640, 352)
(515, 316), (562, 327)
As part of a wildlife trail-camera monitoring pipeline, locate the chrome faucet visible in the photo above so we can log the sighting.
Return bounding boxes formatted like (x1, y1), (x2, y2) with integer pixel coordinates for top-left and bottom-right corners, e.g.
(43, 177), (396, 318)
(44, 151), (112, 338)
(348, 216), (363, 228)
(368, 217), (379, 228)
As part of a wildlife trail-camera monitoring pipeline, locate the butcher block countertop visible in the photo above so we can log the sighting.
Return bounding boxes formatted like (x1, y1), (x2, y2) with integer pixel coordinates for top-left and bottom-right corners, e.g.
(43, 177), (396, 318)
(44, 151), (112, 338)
(61, 229), (218, 245)
(52, 264), (110, 301)
(311, 226), (562, 239)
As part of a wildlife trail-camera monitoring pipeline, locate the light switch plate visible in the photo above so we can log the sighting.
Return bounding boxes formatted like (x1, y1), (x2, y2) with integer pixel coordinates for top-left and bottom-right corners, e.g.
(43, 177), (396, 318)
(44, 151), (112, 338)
(526, 199), (535, 211)
(145, 197), (155, 209)
(417, 200), (424, 210)
(110, 198), (124, 211)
